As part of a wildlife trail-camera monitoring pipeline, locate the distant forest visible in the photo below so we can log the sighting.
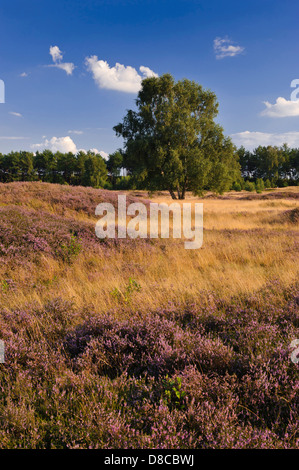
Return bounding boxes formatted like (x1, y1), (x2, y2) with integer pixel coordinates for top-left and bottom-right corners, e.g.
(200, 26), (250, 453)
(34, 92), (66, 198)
(0, 144), (298, 193)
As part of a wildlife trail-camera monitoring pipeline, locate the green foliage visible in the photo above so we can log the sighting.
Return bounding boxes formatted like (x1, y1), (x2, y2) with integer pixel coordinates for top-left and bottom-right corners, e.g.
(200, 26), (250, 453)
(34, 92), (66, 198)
(238, 143), (299, 184)
(255, 178), (265, 193)
(1, 280), (10, 292)
(57, 234), (82, 264)
(110, 277), (141, 303)
(0, 150), (108, 188)
(162, 375), (187, 410)
(83, 151), (107, 188)
(114, 73), (241, 199)
(115, 175), (133, 190)
(107, 150), (124, 188)
(232, 181), (242, 191)
(276, 179), (289, 188)
(264, 179), (272, 189)
(245, 181), (256, 192)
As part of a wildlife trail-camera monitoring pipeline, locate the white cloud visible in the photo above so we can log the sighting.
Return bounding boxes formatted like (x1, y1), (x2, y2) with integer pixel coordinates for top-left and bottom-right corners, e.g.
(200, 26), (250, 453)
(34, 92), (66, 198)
(9, 112), (22, 117)
(48, 45), (75, 76)
(85, 56), (158, 93)
(49, 46), (63, 63)
(68, 130), (84, 135)
(49, 62), (75, 76)
(20, 72), (28, 77)
(261, 97), (299, 117)
(139, 66), (158, 78)
(32, 136), (78, 153)
(214, 37), (244, 59)
(99, 150), (109, 159)
(231, 130), (299, 149)
(31, 135), (108, 156)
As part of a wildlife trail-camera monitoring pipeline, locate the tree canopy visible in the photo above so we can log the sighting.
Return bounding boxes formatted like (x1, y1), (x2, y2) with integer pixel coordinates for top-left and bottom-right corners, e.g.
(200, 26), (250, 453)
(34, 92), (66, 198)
(114, 73), (241, 198)
(106, 150), (124, 188)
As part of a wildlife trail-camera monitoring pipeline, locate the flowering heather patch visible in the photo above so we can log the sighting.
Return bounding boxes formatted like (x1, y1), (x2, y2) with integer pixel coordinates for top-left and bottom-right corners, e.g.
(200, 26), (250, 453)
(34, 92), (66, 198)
(0, 202), (152, 267)
(0, 205), (92, 262)
(0, 182), (298, 449)
(0, 182), (153, 267)
(0, 282), (298, 449)
(0, 181), (150, 218)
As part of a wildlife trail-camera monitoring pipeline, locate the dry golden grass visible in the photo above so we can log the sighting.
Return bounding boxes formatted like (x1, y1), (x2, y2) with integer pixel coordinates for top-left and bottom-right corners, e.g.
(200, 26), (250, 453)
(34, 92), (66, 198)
(1, 186), (298, 314)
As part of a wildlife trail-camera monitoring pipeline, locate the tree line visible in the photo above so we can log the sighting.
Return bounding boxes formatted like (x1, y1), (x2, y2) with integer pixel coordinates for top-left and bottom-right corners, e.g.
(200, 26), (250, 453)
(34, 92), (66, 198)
(0, 150), (107, 188)
(236, 144), (299, 188)
(0, 74), (298, 196)
(1, 144), (298, 195)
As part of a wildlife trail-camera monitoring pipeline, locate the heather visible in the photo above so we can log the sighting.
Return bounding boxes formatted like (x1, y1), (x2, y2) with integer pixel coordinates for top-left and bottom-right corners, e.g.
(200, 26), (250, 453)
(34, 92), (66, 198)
(0, 286), (298, 449)
(0, 182), (298, 448)
(0, 181), (149, 218)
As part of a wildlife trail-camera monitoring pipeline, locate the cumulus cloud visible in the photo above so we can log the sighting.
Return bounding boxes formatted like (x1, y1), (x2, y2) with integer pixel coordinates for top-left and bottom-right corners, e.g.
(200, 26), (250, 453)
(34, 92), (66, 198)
(85, 56), (158, 93)
(139, 66), (158, 77)
(48, 45), (75, 76)
(31, 135), (108, 156)
(261, 97), (299, 117)
(9, 112), (22, 117)
(231, 130), (299, 149)
(20, 72), (28, 77)
(32, 136), (78, 153)
(214, 37), (244, 59)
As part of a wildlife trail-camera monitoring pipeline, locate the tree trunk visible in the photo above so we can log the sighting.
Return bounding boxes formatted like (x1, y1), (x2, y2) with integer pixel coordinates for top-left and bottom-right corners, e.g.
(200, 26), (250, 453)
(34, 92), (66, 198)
(169, 188), (177, 199)
(179, 179), (187, 199)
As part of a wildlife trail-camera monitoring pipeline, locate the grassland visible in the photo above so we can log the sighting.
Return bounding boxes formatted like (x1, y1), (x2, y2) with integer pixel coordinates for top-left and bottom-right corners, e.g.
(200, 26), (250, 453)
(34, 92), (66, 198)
(0, 182), (298, 448)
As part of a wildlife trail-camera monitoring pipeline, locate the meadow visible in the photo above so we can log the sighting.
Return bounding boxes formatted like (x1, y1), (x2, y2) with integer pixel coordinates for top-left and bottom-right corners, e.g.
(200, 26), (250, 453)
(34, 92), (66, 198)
(0, 181), (298, 448)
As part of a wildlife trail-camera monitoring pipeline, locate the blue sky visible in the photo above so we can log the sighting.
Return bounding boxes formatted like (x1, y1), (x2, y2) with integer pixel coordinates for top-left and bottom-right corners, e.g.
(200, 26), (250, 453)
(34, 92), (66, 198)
(1, 0), (299, 156)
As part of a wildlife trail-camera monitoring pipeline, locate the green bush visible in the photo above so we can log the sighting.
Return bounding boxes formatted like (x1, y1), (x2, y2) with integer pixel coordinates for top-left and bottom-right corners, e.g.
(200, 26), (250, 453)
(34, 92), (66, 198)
(115, 176), (133, 190)
(110, 277), (141, 303)
(58, 234), (82, 263)
(264, 179), (272, 189)
(244, 181), (256, 192)
(276, 179), (289, 188)
(232, 181), (242, 192)
(255, 178), (265, 194)
(103, 181), (113, 190)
